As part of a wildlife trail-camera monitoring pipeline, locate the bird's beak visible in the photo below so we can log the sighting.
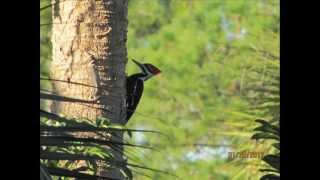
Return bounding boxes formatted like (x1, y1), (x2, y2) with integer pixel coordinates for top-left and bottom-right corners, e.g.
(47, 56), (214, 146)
(132, 59), (143, 69)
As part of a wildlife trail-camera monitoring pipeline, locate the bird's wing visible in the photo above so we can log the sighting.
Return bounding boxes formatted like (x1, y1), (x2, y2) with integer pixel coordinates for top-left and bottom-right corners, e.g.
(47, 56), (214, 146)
(126, 77), (144, 121)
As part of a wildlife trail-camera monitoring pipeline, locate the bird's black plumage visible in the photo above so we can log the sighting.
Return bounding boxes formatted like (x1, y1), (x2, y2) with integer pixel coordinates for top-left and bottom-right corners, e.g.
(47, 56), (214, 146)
(125, 59), (161, 123)
(126, 73), (145, 121)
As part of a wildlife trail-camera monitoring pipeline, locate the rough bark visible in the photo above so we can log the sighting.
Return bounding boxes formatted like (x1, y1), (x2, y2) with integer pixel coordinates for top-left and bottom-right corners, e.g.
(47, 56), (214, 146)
(50, 0), (128, 178)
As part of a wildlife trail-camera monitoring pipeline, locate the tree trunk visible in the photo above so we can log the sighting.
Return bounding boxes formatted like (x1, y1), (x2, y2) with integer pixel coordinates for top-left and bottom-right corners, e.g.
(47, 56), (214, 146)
(50, 0), (128, 178)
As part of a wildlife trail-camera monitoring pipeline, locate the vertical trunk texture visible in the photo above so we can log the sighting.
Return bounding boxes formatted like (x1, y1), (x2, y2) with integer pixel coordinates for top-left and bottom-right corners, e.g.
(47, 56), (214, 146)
(50, 0), (128, 178)
(50, 0), (127, 123)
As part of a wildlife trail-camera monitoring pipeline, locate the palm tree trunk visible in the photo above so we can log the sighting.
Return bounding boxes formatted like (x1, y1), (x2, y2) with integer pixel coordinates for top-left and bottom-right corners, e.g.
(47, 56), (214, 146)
(50, 0), (128, 178)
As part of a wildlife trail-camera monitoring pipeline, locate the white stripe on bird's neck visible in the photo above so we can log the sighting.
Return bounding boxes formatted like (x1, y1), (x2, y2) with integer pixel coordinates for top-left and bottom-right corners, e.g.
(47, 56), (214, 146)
(138, 64), (153, 81)
(139, 71), (153, 81)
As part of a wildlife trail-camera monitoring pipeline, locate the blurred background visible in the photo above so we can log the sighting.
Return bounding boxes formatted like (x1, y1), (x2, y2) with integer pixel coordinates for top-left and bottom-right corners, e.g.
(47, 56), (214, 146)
(41, 0), (279, 179)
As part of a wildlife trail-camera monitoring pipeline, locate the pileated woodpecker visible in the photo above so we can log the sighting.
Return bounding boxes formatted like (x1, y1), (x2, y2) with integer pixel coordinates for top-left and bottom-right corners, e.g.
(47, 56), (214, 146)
(126, 59), (161, 122)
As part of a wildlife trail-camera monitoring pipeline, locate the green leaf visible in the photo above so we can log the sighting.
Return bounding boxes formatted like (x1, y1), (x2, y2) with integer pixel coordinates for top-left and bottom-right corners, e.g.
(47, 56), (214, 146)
(251, 132), (279, 141)
(262, 154), (280, 171)
(260, 174), (280, 180)
(253, 126), (279, 137)
(127, 129), (133, 138)
(255, 119), (279, 133)
(46, 166), (117, 180)
(259, 169), (279, 173)
(272, 143), (280, 150)
(40, 164), (53, 180)
(121, 166), (133, 180)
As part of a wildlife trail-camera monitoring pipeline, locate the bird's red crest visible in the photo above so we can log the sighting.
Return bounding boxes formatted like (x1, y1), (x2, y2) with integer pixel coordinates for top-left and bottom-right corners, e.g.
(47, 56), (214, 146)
(146, 64), (161, 75)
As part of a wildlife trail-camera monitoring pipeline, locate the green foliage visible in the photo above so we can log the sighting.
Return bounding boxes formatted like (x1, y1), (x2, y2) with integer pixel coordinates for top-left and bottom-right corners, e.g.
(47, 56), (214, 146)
(247, 53), (279, 179)
(40, 109), (132, 179)
(40, 107), (171, 179)
(126, 1), (279, 179)
(40, 90), (171, 179)
(252, 120), (280, 180)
